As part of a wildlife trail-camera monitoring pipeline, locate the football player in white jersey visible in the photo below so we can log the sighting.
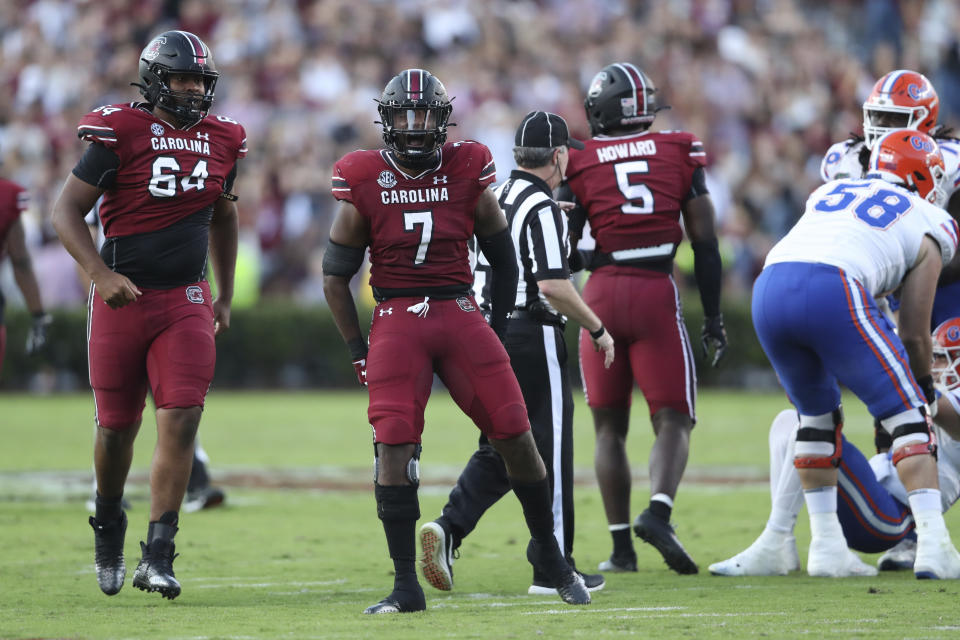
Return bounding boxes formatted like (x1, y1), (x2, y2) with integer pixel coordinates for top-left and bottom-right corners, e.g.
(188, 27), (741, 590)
(820, 69), (960, 329)
(710, 317), (960, 577)
(751, 129), (960, 579)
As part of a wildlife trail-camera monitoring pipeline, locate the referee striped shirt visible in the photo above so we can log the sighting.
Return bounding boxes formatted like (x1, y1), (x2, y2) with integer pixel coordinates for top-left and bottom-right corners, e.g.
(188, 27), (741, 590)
(475, 169), (570, 312)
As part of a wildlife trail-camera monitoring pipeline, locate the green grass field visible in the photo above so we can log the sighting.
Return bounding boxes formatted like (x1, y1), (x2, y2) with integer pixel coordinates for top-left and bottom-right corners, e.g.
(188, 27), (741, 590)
(2, 389), (960, 639)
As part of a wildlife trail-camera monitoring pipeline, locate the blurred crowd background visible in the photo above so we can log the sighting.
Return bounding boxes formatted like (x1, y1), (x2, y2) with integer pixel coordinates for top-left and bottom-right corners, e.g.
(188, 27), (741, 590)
(3, 0), (960, 312)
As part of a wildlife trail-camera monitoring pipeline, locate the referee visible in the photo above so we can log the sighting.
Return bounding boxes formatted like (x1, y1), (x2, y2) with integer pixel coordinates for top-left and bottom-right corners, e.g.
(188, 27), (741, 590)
(418, 111), (615, 596)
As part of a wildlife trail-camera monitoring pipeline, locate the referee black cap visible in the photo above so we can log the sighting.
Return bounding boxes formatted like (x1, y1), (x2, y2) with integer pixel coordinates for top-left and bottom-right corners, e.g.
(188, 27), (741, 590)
(515, 111), (584, 150)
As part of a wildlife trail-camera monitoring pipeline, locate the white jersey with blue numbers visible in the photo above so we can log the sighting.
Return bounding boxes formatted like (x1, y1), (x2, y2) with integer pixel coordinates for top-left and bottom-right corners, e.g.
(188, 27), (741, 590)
(821, 137), (960, 205)
(764, 178), (959, 296)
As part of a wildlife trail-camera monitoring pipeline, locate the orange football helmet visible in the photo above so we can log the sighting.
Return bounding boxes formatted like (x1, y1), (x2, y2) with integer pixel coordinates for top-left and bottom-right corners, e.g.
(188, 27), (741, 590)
(933, 318), (960, 391)
(863, 70), (939, 149)
(867, 129), (945, 203)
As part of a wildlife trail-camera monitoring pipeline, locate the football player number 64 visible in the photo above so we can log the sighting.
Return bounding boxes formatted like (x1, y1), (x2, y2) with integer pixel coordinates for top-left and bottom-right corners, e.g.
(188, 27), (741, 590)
(149, 156), (209, 197)
(614, 161), (654, 215)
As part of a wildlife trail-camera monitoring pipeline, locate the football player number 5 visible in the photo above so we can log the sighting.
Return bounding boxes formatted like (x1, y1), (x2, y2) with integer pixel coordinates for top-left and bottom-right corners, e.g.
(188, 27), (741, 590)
(149, 156), (209, 197)
(615, 160), (654, 214)
(404, 210), (433, 265)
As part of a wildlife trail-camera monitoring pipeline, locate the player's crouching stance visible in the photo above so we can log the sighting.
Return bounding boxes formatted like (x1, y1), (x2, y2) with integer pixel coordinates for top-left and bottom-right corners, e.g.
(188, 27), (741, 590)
(712, 320), (960, 577)
(53, 31), (245, 599)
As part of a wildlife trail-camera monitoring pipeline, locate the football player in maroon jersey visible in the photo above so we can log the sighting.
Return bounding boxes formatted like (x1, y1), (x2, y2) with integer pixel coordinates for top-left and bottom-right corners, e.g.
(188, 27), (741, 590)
(0, 178), (48, 374)
(323, 69), (590, 613)
(52, 31), (246, 600)
(565, 62), (727, 575)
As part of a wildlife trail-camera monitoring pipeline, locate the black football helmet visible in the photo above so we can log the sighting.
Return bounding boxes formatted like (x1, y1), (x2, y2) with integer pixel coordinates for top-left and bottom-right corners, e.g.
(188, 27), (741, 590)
(584, 62), (658, 136)
(134, 31), (219, 126)
(376, 69), (453, 168)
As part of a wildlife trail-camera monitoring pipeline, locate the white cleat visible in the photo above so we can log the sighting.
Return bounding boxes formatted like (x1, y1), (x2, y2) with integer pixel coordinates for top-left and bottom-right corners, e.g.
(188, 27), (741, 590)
(914, 537), (960, 579)
(877, 538), (916, 571)
(709, 530), (800, 576)
(807, 536), (878, 577)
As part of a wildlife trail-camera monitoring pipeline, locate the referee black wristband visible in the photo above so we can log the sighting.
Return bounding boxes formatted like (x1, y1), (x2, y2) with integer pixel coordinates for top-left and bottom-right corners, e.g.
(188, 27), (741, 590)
(589, 325), (606, 340)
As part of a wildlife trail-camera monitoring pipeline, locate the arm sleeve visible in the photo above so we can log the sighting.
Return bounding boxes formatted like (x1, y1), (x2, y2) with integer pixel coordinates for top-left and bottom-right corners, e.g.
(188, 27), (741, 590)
(691, 237), (722, 317)
(71, 143), (120, 189)
(477, 227), (518, 339)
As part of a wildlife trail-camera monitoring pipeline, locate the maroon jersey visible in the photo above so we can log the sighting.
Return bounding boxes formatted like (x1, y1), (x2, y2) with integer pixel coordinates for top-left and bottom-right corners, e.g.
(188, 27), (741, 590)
(0, 178), (28, 258)
(331, 141), (495, 290)
(77, 102), (247, 238)
(566, 130), (706, 258)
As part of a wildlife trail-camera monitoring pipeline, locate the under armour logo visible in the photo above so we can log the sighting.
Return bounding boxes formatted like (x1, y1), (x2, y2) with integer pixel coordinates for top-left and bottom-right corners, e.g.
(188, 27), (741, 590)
(196, 132), (210, 140)
(379, 307), (393, 316)
(432, 175), (448, 184)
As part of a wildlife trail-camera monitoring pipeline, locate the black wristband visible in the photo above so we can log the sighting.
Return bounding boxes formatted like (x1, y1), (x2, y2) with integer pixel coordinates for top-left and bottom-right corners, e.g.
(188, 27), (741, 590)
(589, 325), (605, 340)
(347, 337), (368, 361)
(917, 374), (936, 404)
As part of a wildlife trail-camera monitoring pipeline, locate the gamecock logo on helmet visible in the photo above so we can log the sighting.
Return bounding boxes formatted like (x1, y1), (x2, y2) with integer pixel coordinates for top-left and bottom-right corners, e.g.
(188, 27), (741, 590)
(143, 37), (166, 61)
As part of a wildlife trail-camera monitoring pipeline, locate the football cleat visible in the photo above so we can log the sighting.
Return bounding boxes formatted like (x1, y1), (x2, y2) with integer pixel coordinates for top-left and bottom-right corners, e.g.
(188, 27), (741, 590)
(877, 538), (916, 571)
(90, 512), (127, 595)
(709, 530), (800, 576)
(553, 570), (591, 605)
(183, 485), (225, 513)
(807, 536), (877, 577)
(598, 550), (637, 572)
(133, 539), (181, 599)
(419, 520), (457, 591)
(363, 586), (426, 614)
(633, 508), (698, 574)
(529, 569), (604, 595)
(525, 540), (591, 605)
(914, 536), (960, 579)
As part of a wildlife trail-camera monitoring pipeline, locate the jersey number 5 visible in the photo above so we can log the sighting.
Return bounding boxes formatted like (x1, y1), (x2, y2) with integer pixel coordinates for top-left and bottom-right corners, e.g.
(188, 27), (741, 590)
(149, 156), (209, 198)
(615, 160), (655, 214)
(404, 210), (433, 265)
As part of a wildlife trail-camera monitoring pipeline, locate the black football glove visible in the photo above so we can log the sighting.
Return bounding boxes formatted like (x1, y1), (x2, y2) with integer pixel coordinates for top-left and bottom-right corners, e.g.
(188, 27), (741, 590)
(26, 313), (52, 356)
(701, 314), (727, 368)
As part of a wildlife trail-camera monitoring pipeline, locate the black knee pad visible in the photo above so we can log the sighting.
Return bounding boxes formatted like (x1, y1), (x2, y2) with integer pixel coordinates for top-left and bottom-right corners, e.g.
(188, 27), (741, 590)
(374, 483), (420, 521)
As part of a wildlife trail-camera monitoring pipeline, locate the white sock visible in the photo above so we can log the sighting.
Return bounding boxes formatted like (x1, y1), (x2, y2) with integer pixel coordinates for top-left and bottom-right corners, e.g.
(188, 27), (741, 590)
(909, 489), (947, 539)
(809, 511), (843, 538)
(650, 493), (673, 508)
(803, 486), (837, 514)
(608, 523), (631, 532)
(767, 507), (798, 534)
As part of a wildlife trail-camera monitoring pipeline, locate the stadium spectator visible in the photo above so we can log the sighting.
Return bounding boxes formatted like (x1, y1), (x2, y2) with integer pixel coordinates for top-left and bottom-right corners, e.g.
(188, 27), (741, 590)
(51, 31), (245, 599)
(322, 69), (590, 612)
(418, 111), (613, 597)
(564, 62), (725, 575)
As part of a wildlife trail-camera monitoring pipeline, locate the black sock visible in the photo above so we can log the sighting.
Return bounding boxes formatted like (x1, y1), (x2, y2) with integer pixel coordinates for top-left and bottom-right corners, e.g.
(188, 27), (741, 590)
(509, 477), (556, 543)
(612, 528), (634, 557)
(649, 499), (672, 522)
(147, 511), (179, 545)
(187, 453), (210, 492)
(374, 484), (420, 589)
(95, 493), (124, 523)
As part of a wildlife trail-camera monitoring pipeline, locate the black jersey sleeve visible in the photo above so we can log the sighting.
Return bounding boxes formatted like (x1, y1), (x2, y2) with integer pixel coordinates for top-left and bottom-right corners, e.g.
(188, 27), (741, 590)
(72, 143), (120, 189)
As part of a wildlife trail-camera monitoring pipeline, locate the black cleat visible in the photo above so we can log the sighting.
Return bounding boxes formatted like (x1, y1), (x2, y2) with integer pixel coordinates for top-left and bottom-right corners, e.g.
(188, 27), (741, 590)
(90, 512), (127, 595)
(363, 585), (426, 614)
(526, 540), (591, 605)
(529, 569), (604, 595)
(598, 551), (638, 572)
(633, 508), (698, 575)
(133, 539), (181, 599)
(183, 486), (225, 513)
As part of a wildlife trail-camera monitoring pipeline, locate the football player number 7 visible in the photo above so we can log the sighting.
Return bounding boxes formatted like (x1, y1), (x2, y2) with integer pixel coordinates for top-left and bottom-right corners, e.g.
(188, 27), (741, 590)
(404, 210), (433, 265)
(615, 160), (654, 214)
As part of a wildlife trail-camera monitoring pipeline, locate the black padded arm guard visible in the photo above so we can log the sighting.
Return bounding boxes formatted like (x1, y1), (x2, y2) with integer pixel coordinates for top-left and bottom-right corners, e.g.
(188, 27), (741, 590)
(692, 238), (722, 318)
(322, 240), (365, 278)
(477, 227), (518, 340)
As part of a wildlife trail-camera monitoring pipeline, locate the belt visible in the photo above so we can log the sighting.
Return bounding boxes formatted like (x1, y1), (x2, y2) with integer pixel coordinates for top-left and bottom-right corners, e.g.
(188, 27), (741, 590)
(509, 308), (565, 328)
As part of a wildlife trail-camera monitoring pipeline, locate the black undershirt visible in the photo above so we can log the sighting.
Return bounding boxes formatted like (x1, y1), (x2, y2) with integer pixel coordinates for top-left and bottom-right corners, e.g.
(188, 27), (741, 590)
(72, 143), (237, 289)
